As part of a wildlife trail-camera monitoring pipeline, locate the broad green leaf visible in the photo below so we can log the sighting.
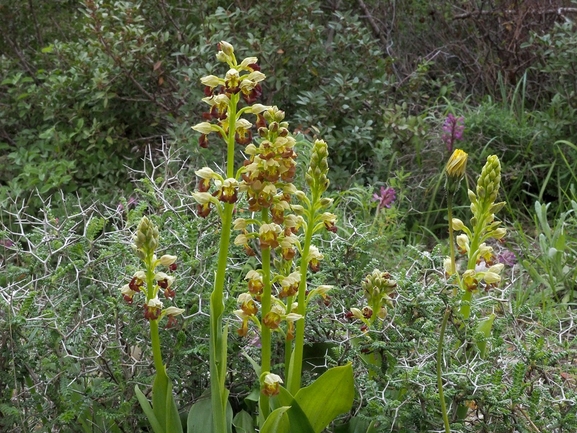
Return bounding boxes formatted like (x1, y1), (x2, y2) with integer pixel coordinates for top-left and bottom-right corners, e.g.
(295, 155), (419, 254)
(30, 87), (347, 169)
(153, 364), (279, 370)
(334, 417), (378, 433)
(271, 386), (315, 433)
(260, 406), (291, 433)
(293, 364), (355, 433)
(232, 409), (255, 433)
(152, 368), (183, 433)
(476, 314), (495, 358)
(284, 398), (316, 433)
(134, 385), (164, 433)
(187, 396), (213, 433)
(187, 393), (233, 433)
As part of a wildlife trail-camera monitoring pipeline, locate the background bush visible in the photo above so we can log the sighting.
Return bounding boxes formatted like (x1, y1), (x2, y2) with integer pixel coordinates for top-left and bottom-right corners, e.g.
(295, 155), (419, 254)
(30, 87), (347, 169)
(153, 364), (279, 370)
(3, 0), (577, 221)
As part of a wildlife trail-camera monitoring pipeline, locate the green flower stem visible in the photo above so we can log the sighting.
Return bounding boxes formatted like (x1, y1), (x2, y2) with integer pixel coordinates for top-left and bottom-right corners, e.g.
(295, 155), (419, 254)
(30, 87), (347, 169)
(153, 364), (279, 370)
(209, 201), (233, 433)
(143, 250), (165, 373)
(437, 306), (452, 433)
(226, 94), (239, 179)
(460, 213), (483, 320)
(287, 203), (316, 395)
(149, 319), (165, 373)
(460, 290), (472, 320)
(208, 93), (239, 433)
(447, 195), (457, 280)
(283, 321), (293, 379)
(260, 210), (272, 422)
(370, 206), (381, 233)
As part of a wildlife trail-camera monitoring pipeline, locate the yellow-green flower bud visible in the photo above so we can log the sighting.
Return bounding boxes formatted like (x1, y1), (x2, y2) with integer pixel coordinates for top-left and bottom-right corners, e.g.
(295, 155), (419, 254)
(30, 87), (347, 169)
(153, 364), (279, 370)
(452, 218), (466, 231)
(219, 40), (234, 56)
(350, 307), (364, 320)
(191, 192), (217, 205)
(477, 155), (501, 205)
(251, 103), (270, 114)
(162, 306), (185, 317)
(239, 56), (259, 69)
(445, 149), (468, 180)
(244, 71), (265, 85)
(306, 139), (330, 192)
(159, 255), (177, 267)
(200, 75), (222, 88)
(294, 190), (307, 202)
(483, 271), (501, 284)
(456, 234), (469, 253)
(493, 227), (507, 239)
(192, 122), (220, 135)
(233, 218), (248, 231)
(320, 197), (334, 208)
(444, 257), (454, 275)
(134, 216), (159, 254)
(490, 201), (506, 214)
(487, 263), (504, 274)
(291, 204), (305, 215)
(195, 167), (219, 180)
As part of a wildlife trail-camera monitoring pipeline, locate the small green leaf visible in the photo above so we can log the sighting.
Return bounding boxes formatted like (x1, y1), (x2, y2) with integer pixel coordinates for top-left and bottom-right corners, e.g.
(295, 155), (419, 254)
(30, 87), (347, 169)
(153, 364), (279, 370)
(476, 314), (495, 358)
(334, 417), (378, 433)
(134, 385), (164, 433)
(260, 406), (291, 433)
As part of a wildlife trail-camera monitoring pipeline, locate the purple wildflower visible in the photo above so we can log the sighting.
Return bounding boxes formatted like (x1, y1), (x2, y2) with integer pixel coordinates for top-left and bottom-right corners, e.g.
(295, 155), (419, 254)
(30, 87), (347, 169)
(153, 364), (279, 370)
(497, 250), (517, 266)
(116, 196), (138, 213)
(0, 239), (15, 248)
(373, 186), (396, 210)
(442, 113), (465, 152)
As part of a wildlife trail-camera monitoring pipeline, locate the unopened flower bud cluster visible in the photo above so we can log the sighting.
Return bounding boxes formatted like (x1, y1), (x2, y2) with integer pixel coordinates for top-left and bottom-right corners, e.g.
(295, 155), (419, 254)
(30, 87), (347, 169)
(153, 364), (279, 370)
(348, 269), (397, 330)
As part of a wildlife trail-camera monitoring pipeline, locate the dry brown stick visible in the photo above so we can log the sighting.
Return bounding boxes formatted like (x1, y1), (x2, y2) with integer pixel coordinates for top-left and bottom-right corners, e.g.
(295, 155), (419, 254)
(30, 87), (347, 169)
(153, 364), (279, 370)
(357, 0), (388, 49)
(2, 34), (40, 85)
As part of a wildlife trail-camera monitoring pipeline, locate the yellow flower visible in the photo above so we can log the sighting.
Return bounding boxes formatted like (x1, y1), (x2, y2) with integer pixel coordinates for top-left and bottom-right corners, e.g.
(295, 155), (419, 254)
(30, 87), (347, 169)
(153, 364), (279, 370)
(446, 149), (468, 179)
(262, 373), (283, 397)
(456, 234), (470, 254)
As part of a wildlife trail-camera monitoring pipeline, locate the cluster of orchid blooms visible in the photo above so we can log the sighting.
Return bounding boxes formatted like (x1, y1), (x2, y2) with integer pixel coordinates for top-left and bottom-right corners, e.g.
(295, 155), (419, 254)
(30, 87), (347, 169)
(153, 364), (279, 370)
(444, 151), (507, 297)
(190, 42), (337, 346)
(442, 113), (465, 153)
(119, 216), (185, 328)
